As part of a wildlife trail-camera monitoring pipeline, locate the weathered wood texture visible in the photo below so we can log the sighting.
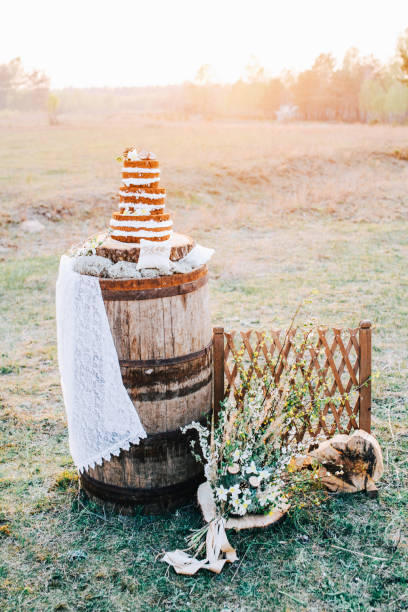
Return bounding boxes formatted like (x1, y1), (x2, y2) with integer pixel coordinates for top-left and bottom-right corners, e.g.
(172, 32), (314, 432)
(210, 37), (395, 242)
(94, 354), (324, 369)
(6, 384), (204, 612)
(212, 327), (225, 424)
(359, 320), (372, 432)
(95, 232), (194, 263)
(213, 322), (372, 441)
(81, 266), (212, 513)
(309, 429), (383, 496)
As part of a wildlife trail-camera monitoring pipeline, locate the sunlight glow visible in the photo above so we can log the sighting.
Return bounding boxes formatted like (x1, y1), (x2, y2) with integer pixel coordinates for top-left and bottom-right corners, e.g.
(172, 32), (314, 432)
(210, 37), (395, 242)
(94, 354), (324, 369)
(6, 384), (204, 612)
(0, 0), (406, 88)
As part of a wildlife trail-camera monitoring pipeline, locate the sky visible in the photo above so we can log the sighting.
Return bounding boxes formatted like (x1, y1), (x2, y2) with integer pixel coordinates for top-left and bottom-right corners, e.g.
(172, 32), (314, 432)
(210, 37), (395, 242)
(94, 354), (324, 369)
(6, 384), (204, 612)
(0, 0), (407, 88)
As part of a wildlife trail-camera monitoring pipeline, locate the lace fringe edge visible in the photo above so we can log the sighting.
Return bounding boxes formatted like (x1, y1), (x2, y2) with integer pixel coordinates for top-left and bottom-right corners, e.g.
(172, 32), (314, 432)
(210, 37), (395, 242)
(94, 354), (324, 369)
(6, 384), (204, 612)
(76, 429), (147, 473)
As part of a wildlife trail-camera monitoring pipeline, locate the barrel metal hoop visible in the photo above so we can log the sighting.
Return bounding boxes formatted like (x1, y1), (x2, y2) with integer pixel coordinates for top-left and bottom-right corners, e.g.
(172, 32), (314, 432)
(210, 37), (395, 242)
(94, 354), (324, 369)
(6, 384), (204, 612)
(137, 412), (211, 441)
(119, 341), (212, 368)
(101, 274), (208, 301)
(100, 265), (207, 291)
(134, 371), (212, 402)
(80, 470), (204, 505)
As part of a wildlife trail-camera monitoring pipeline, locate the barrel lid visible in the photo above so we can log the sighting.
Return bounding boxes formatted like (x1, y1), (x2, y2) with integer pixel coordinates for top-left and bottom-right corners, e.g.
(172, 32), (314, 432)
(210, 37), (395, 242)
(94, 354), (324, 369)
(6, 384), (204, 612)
(99, 265), (208, 300)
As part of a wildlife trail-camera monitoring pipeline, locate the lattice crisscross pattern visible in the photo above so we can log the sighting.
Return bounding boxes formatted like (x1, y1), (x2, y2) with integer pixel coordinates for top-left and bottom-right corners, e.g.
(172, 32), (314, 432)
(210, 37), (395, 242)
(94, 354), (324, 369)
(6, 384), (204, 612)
(222, 326), (363, 441)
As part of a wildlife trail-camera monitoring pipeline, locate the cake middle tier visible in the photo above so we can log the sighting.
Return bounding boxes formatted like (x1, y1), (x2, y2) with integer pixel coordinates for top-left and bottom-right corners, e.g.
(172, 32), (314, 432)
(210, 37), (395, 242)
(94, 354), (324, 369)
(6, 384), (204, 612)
(109, 211), (173, 243)
(119, 186), (166, 207)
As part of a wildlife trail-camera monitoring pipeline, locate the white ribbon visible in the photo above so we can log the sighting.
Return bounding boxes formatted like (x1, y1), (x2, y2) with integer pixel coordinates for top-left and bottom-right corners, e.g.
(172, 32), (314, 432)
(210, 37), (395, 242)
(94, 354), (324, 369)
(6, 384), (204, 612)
(162, 518), (238, 575)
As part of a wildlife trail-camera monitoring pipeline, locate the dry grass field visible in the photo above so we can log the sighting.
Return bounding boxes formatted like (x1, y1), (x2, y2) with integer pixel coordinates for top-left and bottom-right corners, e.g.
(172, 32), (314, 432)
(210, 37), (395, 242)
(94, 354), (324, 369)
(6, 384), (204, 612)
(0, 117), (407, 611)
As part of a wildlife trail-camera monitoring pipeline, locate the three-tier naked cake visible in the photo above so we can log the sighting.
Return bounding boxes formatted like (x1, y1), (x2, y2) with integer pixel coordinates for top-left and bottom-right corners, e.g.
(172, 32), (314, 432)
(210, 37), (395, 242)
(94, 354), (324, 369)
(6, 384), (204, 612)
(110, 147), (172, 243)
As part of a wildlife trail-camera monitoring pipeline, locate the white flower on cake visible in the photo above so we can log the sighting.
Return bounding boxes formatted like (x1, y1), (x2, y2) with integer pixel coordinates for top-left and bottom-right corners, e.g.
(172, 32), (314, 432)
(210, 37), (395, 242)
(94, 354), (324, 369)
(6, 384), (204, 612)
(127, 148), (157, 161)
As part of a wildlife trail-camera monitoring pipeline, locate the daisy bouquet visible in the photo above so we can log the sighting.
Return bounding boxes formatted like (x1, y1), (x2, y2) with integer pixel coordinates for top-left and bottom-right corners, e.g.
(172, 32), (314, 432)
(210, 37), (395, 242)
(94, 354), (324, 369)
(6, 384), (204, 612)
(183, 320), (330, 520)
(183, 377), (310, 519)
(164, 315), (361, 574)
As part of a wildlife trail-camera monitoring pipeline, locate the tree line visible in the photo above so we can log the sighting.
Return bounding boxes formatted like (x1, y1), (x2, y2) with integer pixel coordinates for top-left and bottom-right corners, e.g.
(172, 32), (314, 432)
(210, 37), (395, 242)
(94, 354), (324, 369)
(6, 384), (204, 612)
(183, 39), (408, 123)
(0, 57), (49, 110)
(2, 30), (408, 123)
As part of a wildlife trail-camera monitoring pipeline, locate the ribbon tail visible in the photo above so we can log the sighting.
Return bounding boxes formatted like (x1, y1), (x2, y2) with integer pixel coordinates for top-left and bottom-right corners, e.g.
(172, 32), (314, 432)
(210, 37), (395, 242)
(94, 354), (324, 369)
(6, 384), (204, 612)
(161, 550), (209, 575)
(217, 518), (239, 563)
(162, 518), (238, 575)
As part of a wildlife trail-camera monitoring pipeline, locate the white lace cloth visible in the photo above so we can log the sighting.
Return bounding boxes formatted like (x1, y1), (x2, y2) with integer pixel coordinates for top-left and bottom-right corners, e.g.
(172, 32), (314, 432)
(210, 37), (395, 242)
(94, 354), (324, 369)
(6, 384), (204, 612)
(56, 255), (146, 472)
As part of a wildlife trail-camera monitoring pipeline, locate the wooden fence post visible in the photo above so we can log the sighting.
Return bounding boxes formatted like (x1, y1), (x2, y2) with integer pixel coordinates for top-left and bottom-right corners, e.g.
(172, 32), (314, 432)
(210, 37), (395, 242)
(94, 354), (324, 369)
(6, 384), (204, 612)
(213, 327), (225, 424)
(359, 320), (372, 433)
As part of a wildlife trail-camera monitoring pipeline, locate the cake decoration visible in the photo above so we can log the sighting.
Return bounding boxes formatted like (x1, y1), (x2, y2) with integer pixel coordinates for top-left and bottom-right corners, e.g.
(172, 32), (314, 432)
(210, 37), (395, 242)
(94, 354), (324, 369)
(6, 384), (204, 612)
(126, 147), (157, 161)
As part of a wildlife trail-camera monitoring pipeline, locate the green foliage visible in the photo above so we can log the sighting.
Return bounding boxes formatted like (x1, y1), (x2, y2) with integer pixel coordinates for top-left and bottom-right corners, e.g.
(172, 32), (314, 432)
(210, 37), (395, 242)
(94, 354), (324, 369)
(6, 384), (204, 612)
(359, 77), (408, 123)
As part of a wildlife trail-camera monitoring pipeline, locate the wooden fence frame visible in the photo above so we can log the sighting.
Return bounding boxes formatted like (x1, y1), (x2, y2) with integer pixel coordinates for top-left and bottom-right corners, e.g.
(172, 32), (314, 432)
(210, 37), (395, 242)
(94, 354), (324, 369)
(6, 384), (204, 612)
(212, 321), (372, 437)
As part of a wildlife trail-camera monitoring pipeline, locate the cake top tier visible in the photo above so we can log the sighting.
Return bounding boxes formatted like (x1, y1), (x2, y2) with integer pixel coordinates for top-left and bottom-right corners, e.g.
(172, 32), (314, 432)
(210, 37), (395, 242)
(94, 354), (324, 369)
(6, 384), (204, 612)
(124, 147), (157, 162)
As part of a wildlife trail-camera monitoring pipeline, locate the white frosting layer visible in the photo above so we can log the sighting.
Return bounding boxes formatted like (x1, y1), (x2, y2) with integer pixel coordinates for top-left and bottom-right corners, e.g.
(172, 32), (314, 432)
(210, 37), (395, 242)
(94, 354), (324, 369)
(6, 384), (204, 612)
(122, 167), (160, 174)
(111, 228), (173, 238)
(121, 204), (165, 214)
(122, 177), (160, 186)
(119, 189), (165, 200)
(110, 218), (173, 229)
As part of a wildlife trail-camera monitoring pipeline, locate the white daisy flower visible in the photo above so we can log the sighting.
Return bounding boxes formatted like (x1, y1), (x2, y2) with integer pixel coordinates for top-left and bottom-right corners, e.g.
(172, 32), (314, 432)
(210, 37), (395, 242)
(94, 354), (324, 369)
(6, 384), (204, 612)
(232, 448), (241, 462)
(229, 484), (240, 498)
(215, 485), (228, 501)
(245, 461), (258, 474)
(238, 497), (251, 515)
(231, 497), (241, 509)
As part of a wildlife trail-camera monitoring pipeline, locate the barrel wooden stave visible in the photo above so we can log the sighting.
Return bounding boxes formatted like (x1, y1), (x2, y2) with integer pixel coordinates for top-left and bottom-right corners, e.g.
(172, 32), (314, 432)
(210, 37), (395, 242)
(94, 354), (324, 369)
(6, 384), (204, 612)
(81, 266), (211, 513)
(104, 284), (211, 361)
(88, 432), (200, 489)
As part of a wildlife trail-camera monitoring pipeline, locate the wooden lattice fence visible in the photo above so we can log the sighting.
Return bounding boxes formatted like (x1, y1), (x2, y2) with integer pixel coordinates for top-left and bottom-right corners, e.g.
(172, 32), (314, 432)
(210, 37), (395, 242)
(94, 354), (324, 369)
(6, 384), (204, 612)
(212, 321), (372, 441)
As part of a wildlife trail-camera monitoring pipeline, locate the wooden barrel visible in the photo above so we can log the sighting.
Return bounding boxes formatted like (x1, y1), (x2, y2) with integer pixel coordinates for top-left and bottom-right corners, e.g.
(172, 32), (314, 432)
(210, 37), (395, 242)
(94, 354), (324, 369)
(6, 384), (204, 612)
(80, 265), (212, 514)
